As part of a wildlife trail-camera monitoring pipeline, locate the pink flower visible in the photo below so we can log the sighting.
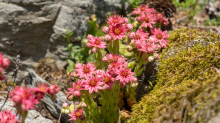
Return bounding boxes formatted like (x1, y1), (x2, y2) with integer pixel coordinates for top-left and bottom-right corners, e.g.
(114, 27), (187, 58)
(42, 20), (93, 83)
(83, 76), (104, 94)
(132, 29), (148, 42)
(31, 83), (48, 100)
(107, 15), (124, 26)
(76, 62), (96, 78)
(102, 73), (114, 89)
(0, 109), (20, 123)
(132, 6), (149, 15)
(109, 24), (127, 40)
(69, 108), (83, 122)
(10, 86), (39, 112)
(140, 12), (156, 28)
(105, 54), (127, 63)
(151, 28), (169, 48)
(47, 84), (60, 95)
(115, 67), (136, 84)
(139, 42), (157, 54)
(86, 34), (106, 49)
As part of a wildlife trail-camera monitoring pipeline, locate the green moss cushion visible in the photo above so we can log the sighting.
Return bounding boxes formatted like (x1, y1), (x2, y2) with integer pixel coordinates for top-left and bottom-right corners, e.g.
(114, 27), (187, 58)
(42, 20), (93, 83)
(131, 28), (220, 123)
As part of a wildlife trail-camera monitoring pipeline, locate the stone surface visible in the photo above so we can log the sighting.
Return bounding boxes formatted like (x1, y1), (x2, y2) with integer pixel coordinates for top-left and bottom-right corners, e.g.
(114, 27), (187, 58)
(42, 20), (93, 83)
(22, 69), (73, 122)
(0, 0), (129, 82)
(0, 101), (53, 123)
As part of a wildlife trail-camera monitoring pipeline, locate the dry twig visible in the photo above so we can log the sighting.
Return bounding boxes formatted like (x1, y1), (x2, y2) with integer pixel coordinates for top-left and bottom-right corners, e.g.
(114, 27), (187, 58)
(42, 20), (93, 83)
(0, 55), (20, 111)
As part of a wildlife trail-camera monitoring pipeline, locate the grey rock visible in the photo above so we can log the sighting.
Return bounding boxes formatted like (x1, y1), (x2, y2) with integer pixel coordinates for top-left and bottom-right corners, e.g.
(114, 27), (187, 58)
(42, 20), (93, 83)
(208, 112), (220, 123)
(22, 69), (72, 122)
(0, 101), (53, 123)
(0, 0), (129, 82)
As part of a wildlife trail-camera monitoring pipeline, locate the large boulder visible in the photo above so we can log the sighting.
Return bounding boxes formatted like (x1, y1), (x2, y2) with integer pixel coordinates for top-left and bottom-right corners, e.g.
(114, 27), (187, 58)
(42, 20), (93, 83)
(131, 28), (220, 123)
(0, 0), (129, 82)
(0, 101), (53, 123)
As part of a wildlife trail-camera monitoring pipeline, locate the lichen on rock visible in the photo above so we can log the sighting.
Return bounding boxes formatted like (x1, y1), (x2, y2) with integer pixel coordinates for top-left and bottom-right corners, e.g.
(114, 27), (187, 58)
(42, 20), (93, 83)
(131, 28), (220, 123)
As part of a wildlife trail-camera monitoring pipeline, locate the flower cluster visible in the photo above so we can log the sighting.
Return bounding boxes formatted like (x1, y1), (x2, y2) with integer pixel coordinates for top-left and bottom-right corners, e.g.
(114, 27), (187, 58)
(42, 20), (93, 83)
(66, 5), (170, 123)
(9, 84), (60, 114)
(67, 57), (136, 121)
(0, 109), (20, 123)
(0, 53), (10, 80)
(62, 102), (86, 122)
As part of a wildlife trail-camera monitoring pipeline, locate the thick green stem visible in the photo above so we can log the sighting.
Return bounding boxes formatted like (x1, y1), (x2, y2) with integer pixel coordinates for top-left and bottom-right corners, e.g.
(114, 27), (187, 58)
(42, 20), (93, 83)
(21, 111), (28, 123)
(113, 39), (119, 54)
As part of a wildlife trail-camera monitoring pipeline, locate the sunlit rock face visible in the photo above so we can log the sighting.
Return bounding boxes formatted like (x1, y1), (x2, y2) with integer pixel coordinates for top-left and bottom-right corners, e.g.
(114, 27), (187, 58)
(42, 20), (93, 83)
(0, 0), (129, 81)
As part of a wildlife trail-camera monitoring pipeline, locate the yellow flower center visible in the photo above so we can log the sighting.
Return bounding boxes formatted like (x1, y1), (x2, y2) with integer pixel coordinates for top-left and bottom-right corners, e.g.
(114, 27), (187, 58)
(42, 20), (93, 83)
(157, 34), (162, 39)
(95, 40), (100, 45)
(144, 17), (149, 22)
(114, 28), (120, 34)
(76, 112), (81, 117)
(84, 68), (89, 73)
(113, 56), (118, 61)
(122, 71), (127, 77)
(90, 80), (96, 86)
(40, 86), (47, 91)
(141, 7), (145, 11)
(104, 77), (109, 83)
(113, 19), (118, 23)
(76, 85), (80, 89)
(135, 35), (140, 39)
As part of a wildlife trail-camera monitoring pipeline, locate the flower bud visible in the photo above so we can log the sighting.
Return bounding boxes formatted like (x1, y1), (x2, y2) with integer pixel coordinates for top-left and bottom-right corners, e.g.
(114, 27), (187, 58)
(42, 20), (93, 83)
(81, 102), (87, 107)
(62, 103), (69, 108)
(70, 71), (76, 77)
(2, 58), (10, 69)
(102, 27), (109, 34)
(126, 45), (133, 52)
(92, 47), (97, 53)
(83, 39), (88, 44)
(67, 94), (74, 101)
(127, 24), (133, 31)
(12, 95), (22, 103)
(128, 32), (135, 39)
(75, 101), (80, 105)
(154, 53), (159, 60)
(162, 19), (169, 26)
(102, 56), (108, 62)
(148, 56), (154, 62)
(75, 63), (82, 69)
(133, 21), (139, 27)
(136, 17), (142, 22)
(61, 109), (65, 113)
(131, 82), (138, 87)
(88, 50), (92, 55)
(70, 104), (75, 111)
(155, 44), (161, 51)
(47, 84), (60, 95)
(124, 17), (129, 23)
(73, 90), (81, 98)
(64, 109), (70, 114)
(104, 34), (112, 41)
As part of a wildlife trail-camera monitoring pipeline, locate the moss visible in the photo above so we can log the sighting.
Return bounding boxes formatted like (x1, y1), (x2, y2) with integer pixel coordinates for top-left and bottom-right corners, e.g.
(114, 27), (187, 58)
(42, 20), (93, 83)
(131, 28), (220, 123)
